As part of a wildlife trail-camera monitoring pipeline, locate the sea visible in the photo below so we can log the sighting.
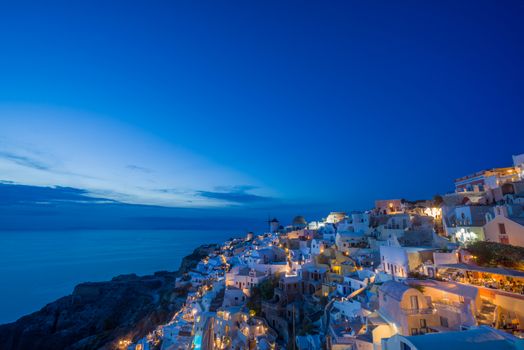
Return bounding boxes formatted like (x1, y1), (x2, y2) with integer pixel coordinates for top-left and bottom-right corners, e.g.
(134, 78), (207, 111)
(0, 229), (240, 325)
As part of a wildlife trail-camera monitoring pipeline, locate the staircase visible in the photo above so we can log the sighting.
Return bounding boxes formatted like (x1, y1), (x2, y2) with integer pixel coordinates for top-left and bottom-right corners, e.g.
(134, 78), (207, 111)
(476, 298), (498, 326)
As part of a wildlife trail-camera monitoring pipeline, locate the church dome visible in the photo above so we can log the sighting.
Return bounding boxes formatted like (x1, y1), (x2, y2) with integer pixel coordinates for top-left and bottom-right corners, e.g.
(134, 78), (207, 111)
(292, 215), (307, 226)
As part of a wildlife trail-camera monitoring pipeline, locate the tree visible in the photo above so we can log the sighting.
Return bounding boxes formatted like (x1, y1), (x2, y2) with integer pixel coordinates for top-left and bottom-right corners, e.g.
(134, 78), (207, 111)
(466, 241), (524, 270)
(246, 287), (262, 316)
(259, 276), (279, 301)
(246, 276), (280, 316)
(433, 194), (443, 207)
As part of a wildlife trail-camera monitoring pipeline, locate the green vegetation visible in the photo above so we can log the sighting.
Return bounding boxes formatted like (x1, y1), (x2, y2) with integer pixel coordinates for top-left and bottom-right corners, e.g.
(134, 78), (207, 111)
(246, 275), (280, 316)
(466, 241), (524, 270)
(259, 276), (279, 300)
(246, 289), (261, 316)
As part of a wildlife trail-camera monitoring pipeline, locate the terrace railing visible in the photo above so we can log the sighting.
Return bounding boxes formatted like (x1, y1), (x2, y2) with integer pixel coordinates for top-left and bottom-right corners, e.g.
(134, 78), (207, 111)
(401, 307), (436, 315)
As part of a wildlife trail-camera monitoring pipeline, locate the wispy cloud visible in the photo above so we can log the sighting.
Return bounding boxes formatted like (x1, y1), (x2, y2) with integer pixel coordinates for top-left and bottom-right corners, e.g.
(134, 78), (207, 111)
(0, 147), (103, 182)
(0, 182), (115, 206)
(126, 164), (153, 173)
(196, 185), (273, 204)
(0, 151), (50, 171)
(151, 188), (191, 195)
(0, 146), (267, 208)
(0, 107), (273, 208)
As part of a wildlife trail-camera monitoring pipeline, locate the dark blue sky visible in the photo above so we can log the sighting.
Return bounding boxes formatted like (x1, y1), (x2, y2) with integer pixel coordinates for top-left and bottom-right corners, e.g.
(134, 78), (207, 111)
(0, 1), (523, 227)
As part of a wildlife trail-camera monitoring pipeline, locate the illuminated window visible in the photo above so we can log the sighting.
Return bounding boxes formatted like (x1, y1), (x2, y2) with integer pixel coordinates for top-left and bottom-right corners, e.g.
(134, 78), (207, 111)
(410, 296), (419, 310)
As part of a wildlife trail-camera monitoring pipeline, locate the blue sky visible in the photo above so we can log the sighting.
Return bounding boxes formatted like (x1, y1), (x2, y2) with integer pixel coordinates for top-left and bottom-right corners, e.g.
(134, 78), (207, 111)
(1, 1), (523, 228)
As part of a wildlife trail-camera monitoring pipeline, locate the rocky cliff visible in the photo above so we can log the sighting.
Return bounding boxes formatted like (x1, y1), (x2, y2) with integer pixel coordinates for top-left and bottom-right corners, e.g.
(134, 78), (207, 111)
(0, 244), (217, 350)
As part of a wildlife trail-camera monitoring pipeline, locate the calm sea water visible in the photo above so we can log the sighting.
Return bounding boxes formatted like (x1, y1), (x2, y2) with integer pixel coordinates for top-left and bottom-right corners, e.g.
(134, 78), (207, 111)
(0, 229), (239, 324)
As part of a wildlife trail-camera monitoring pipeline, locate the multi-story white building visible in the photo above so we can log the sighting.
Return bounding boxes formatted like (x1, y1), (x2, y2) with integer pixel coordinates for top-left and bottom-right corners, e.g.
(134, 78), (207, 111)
(375, 199), (404, 215)
(484, 204), (524, 247)
(443, 205), (492, 243)
(454, 167), (520, 193)
(226, 266), (268, 296)
(378, 281), (439, 336)
(380, 243), (434, 279)
(382, 326), (524, 350)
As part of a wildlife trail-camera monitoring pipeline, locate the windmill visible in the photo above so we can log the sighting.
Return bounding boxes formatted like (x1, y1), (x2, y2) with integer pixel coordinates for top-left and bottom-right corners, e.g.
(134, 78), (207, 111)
(266, 215), (279, 233)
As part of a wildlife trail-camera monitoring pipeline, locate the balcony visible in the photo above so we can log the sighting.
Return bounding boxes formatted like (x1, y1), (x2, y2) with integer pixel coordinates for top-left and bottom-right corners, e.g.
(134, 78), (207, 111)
(401, 307), (435, 315)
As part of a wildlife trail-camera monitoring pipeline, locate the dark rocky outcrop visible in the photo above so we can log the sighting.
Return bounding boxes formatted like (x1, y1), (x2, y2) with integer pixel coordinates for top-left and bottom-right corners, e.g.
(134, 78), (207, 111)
(0, 244), (217, 350)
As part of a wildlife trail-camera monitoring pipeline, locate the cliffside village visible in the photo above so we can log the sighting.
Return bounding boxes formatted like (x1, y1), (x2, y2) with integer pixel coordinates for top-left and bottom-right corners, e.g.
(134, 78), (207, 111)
(128, 154), (524, 350)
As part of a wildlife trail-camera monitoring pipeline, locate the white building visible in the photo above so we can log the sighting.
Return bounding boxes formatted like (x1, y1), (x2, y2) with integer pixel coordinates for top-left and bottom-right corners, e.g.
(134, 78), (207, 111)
(382, 326), (524, 350)
(226, 266), (268, 296)
(484, 205), (524, 247)
(337, 212), (370, 233)
(336, 231), (366, 253)
(332, 299), (364, 319)
(443, 205), (491, 243)
(380, 243), (434, 279)
(310, 238), (326, 255)
(336, 270), (375, 296)
(514, 153), (524, 179)
(222, 286), (247, 307)
(319, 223), (337, 242)
(326, 211), (346, 224)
